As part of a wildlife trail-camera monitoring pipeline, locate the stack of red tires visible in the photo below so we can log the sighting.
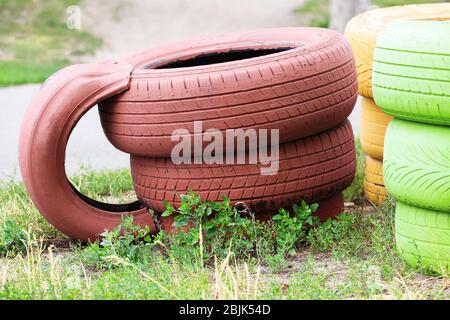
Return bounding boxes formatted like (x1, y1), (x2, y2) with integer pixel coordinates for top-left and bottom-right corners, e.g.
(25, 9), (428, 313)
(101, 28), (359, 231)
(20, 28), (358, 240)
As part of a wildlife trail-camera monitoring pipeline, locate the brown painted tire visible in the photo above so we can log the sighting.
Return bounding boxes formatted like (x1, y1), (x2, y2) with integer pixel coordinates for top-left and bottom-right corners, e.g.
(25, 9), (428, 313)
(99, 28), (357, 157)
(131, 120), (356, 214)
(159, 193), (345, 234)
(18, 62), (155, 242)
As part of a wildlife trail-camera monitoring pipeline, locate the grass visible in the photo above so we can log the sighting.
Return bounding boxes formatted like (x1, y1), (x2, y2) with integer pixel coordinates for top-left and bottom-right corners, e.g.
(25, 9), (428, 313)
(69, 167), (136, 203)
(0, 138), (448, 299)
(295, 0), (448, 28)
(0, 0), (101, 86)
(295, 0), (330, 28)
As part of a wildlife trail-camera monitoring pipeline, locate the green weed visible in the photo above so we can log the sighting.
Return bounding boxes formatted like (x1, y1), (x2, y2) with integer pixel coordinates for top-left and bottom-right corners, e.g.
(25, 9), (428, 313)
(80, 216), (153, 270)
(0, 219), (28, 257)
(159, 192), (323, 270)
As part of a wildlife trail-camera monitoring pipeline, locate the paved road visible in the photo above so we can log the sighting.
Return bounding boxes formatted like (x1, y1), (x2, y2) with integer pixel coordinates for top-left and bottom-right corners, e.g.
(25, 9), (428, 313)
(82, 0), (308, 61)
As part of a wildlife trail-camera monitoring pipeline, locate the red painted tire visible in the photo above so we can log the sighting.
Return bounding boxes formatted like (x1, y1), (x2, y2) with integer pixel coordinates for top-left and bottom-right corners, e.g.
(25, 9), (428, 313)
(99, 28), (357, 156)
(18, 62), (155, 242)
(131, 120), (356, 214)
(159, 193), (345, 234)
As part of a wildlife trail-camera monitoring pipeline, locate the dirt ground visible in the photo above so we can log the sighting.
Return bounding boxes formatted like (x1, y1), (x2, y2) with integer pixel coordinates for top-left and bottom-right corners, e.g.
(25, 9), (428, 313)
(81, 0), (307, 61)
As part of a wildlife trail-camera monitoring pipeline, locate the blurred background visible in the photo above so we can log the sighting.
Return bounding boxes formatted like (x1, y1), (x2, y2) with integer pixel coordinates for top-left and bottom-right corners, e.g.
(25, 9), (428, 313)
(0, 0), (447, 180)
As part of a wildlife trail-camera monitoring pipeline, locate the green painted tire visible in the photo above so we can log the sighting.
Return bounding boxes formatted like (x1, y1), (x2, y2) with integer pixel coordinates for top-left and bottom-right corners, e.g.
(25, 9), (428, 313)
(384, 119), (450, 212)
(373, 21), (450, 126)
(396, 202), (450, 273)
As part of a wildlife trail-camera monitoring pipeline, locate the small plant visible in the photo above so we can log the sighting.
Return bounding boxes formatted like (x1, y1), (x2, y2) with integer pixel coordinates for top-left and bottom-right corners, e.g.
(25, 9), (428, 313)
(81, 215), (153, 269)
(307, 213), (358, 253)
(82, 191), (340, 273)
(161, 192), (267, 263)
(0, 219), (28, 256)
(162, 192), (323, 269)
(161, 191), (224, 229)
(272, 201), (320, 257)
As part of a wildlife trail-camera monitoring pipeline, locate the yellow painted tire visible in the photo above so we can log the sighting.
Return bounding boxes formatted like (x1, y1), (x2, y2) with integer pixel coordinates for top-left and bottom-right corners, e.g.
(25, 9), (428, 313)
(360, 97), (393, 160)
(364, 156), (386, 205)
(344, 3), (450, 98)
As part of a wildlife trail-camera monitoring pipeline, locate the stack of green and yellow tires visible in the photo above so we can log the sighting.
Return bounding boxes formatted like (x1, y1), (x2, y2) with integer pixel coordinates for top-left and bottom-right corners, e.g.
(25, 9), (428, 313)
(346, 3), (450, 273)
(373, 19), (450, 273)
(345, 3), (450, 206)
